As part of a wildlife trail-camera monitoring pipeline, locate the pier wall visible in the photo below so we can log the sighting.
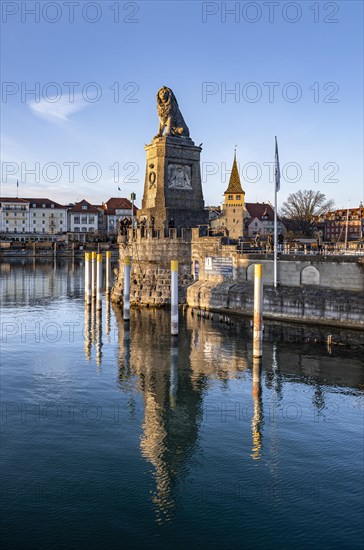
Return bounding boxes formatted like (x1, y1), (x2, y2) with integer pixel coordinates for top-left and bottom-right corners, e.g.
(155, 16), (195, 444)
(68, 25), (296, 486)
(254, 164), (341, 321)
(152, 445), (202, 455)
(111, 229), (194, 306)
(186, 282), (364, 328)
(112, 229), (364, 326)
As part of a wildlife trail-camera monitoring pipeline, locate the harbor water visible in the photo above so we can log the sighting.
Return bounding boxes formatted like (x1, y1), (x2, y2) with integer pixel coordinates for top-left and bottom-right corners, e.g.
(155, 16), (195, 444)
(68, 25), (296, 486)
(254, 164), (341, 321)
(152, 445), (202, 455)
(1, 259), (363, 549)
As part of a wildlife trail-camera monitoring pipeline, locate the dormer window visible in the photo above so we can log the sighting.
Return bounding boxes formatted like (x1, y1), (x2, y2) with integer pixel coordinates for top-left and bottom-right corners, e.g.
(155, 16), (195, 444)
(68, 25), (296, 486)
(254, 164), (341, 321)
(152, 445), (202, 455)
(82, 205), (87, 210)
(33, 203), (36, 208)
(42, 204), (46, 208)
(51, 204), (54, 208)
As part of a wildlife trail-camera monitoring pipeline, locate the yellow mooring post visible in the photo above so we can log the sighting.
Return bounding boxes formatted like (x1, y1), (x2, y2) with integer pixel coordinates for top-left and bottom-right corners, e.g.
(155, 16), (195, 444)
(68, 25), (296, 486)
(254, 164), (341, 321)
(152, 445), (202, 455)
(253, 264), (263, 358)
(96, 253), (103, 311)
(106, 251), (112, 293)
(84, 252), (92, 305)
(91, 251), (97, 298)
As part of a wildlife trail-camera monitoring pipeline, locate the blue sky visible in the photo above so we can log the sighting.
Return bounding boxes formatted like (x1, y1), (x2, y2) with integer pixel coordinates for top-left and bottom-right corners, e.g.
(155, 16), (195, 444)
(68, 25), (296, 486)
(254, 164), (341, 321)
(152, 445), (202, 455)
(1, 0), (363, 209)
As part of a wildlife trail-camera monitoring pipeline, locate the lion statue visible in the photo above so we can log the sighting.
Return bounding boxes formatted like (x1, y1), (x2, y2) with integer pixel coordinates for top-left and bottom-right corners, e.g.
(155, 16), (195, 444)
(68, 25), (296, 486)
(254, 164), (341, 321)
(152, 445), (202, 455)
(154, 86), (190, 138)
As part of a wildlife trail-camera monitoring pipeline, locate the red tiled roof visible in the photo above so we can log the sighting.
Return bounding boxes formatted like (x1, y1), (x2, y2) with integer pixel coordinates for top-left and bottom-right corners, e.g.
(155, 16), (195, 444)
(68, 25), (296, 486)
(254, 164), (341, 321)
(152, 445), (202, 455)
(0, 197), (29, 203)
(104, 197), (138, 215)
(68, 199), (100, 213)
(245, 202), (276, 222)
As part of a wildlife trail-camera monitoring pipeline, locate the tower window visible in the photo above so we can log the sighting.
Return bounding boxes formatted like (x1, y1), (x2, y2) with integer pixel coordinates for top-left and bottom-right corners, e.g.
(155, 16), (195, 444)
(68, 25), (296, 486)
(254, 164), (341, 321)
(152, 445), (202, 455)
(228, 195), (233, 200)
(236, 195), (241, 200)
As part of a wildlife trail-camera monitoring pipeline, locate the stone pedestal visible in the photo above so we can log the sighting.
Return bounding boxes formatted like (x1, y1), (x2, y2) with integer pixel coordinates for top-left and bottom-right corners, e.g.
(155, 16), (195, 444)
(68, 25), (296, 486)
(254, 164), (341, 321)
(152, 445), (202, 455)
(138, 135), (209, 234)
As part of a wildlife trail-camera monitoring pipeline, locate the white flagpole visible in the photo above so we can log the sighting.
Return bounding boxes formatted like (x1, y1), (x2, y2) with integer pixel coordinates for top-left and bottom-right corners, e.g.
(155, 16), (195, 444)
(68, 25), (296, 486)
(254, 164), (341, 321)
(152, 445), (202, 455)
(273, 137), (280, 289)
(274, 179), (278, 288)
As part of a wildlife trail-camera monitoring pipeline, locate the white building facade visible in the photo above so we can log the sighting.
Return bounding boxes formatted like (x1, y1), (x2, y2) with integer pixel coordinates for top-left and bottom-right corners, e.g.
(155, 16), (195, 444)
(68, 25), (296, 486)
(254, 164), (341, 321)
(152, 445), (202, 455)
(0, 198), (68, 239)
(68, 199), (99, 236)
(28, 198), (68, 235)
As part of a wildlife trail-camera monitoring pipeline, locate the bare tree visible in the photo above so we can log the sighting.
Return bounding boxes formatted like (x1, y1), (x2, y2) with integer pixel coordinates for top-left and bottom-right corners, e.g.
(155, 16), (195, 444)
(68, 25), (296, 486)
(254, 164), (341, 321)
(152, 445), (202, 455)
(280, 189), (334, 236)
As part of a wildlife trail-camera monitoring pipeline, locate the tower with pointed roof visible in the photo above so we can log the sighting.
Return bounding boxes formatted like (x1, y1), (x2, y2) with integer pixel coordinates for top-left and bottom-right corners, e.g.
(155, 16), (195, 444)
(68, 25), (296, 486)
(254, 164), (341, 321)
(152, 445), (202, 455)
(222, 151), (246, 239)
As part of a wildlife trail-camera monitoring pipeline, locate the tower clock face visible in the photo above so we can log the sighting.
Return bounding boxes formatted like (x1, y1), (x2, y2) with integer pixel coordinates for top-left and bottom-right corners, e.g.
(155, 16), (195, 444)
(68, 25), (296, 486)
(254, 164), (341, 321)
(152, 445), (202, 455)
(168, 164), (192, 190)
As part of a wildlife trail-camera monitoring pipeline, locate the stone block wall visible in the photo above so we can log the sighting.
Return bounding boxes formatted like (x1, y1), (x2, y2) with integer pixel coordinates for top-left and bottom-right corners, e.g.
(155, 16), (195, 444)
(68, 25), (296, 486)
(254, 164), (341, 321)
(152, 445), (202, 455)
(187, 281), (364, 328)
(111, 232), (193, 306)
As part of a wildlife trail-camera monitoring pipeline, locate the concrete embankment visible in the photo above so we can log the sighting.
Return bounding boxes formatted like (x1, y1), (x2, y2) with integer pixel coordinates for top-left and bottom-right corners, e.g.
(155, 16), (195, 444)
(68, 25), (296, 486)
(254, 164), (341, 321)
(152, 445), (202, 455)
(187, 281), (364, 329)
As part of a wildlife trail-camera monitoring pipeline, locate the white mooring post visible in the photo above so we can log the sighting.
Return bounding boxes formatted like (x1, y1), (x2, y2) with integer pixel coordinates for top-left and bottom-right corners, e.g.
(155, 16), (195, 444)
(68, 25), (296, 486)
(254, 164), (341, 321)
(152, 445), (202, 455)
(91, 251), (97, 298)
(96, 253), (103, 310)
(85, 252), (92, 305)
(106, 250), (111, 293)
(123, 256), (131, 322)
(171, 260), (179, 336)
(253, 264), (263, 358)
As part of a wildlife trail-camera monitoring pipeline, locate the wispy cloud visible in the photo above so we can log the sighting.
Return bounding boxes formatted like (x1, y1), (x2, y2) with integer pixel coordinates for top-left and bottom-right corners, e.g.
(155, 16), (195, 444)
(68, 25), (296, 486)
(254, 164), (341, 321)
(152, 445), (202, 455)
(29, 94), (89, 124)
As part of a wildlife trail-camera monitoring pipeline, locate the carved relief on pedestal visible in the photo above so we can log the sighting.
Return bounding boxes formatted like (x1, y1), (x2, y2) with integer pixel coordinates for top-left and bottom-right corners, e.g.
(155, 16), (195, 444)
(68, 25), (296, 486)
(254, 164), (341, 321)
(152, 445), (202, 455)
(148, 163), (157, 189)
(145, 162), (157, 208)
(168, 164), (192, 190)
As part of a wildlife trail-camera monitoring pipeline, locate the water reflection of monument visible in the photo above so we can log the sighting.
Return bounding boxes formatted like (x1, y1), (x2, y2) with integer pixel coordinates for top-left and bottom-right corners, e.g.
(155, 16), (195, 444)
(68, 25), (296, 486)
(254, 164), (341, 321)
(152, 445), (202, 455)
(114, 307), (203, 520)
(113, 306), (249, 522)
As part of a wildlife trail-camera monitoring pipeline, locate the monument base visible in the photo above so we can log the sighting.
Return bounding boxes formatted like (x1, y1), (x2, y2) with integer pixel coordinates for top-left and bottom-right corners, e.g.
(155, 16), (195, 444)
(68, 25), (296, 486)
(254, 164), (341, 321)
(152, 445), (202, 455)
(138, 136), (209, 234)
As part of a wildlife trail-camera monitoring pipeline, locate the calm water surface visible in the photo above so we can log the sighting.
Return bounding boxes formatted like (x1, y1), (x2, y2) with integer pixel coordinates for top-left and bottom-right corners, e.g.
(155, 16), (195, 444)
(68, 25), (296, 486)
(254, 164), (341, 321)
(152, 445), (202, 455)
(1, 259), (363, 549)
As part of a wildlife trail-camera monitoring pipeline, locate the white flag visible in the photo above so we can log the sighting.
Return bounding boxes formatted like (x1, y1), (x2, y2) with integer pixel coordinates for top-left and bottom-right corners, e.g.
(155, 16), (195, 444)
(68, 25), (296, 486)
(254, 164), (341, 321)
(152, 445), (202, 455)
(275, 136), (281, 192)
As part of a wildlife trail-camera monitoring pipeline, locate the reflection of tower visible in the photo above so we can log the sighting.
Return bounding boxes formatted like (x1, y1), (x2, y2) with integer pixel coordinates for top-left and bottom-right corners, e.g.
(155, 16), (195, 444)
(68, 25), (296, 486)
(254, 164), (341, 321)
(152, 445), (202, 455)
(251, 357), (263, 460)
(113, 306), (204, 523)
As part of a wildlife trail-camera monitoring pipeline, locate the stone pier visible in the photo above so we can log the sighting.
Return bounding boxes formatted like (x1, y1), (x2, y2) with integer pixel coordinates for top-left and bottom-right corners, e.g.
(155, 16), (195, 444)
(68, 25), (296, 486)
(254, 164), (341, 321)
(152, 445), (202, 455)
(111, 228), (198, 307)
(112, 228), (364, 328)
